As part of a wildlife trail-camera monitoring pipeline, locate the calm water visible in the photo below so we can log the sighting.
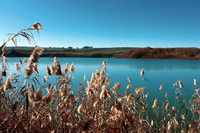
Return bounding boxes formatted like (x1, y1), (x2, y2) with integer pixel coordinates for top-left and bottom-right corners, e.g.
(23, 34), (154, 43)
(5, 57), (200, 105)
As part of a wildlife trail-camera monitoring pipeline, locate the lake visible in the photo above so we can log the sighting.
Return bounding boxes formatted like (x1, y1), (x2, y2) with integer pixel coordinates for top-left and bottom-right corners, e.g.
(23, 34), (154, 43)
(5, 57), (200, 106)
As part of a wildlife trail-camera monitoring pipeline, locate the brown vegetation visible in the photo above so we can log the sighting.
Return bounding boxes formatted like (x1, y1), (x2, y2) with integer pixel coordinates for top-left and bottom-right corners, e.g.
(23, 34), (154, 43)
(120, 47), (200, 59)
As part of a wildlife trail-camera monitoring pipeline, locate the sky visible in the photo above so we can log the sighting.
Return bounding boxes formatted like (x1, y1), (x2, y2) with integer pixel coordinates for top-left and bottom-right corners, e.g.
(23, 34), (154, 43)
(0, 0), (200, 48)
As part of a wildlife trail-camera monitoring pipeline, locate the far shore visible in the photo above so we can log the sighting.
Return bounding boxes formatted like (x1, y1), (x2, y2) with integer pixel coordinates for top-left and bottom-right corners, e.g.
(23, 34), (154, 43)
(3, 46), (200, 59)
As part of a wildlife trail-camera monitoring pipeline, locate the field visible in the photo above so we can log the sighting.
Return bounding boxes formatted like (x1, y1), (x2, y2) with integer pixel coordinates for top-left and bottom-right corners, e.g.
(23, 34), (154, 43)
(4, 46), (133, 57)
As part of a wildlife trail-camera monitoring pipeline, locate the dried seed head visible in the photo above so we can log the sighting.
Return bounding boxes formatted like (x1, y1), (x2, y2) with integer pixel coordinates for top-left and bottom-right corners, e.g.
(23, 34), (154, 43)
(93, 101), (98, 108)
(102, 59), (107, 66)
(70, 62), (75, 73)
(167, 121), (172, 131)
(181, 114), (185, 120)
(32, 22), (43, 30)
(4, 72), (13, 91)
(172, 106), (176, 113)
(151, 120), (154, 126)
(145, 93), (149, 98)
(28, 46), (44, 63)
(194, 79), (197, 85)
(127, 93), (135, 103)
(34, 88), (42, 101)
(165, 92), (168, 97)
(166, 103), (170, 110)
(195, 89), (199, 95)
(15, 63), (20, 71)
(126, 84), (133, 90)
(23, 57), (26, 64)
(159, 84), (163, 90)
(33, 63), (38, 74)
(46, 66), (51, 75)
(24, 68), (33, 78)
(152, 98), (158, 108)
(135, 87), (146, 94)
(179, 80), (183, 88)
(127, 77), (131, 82)
(140, 68), (144, 76)
(100, 85), (107, 100)
(77, 104), (83, 114)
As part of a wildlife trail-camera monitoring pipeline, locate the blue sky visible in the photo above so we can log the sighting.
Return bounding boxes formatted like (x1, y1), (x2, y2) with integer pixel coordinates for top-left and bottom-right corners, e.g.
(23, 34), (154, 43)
(0, 0), (200, 48)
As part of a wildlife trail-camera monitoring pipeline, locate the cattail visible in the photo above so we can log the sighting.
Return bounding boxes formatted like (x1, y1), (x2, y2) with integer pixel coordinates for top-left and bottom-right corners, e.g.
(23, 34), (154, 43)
(159, 84), (163, 90)
(166, 103), (170, 110)
(102, 59), (107, 66)
(15, 63), (20, 71)
(127, 77), (131, 82)
(152, 98), (158, 108)
(77, 104), (83, 114)
(140, 68), (144, 76)
(172, 106), (176, 113)
(4, 72), (13, 91)
(179, 80), (183, 88)
(46, 66), (51, 75)
(100, 85), (107, 100)
(28, 46), (44, 63)
(70, 62), (75, 73)
(126, 84), (133, 90)
(194, 79), (197, 85)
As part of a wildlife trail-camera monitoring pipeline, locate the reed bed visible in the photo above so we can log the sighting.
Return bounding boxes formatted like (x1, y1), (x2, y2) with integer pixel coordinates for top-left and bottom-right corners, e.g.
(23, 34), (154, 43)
(0, 24), (200, 133)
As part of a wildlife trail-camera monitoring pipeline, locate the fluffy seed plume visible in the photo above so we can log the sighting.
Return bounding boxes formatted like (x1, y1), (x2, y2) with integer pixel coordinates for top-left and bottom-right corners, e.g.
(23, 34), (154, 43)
(100, 85), (107, 100)
(152, 98), (158, 108)
(102, 59), (107, 66)
(32, 22), (43, 30)
(4, 72), (13, 91)
(194, 79), (197, 85)
(28, 46), (44, 63)
(77, 104), (83, 114)
(159, 84), (163, 90)
(70, 62), (75, 73)
(179, 80), (184, 88)
(140, 68), (144, 76)
(126, 84), (133, 90)
(127, 77), (131, 82)
(166, 103), (170, 110)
